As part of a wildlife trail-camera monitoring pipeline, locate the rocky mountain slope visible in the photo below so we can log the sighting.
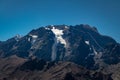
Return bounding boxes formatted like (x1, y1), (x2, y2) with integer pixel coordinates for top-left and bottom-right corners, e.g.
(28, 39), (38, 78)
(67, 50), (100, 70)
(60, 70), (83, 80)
(0, 24), (119, 80)
(0, 57), (113, 80)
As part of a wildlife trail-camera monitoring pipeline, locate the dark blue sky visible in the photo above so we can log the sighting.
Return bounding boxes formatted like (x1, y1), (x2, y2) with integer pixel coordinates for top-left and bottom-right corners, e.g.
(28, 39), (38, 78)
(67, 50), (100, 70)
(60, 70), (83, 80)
(0, 0), (120, 42)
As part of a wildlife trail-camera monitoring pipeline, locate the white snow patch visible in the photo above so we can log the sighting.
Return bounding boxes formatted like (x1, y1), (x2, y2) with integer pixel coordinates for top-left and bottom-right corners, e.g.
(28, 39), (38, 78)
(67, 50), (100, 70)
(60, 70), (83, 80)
(15, 34), (22, 41)
(45, 27), (50, 30)
(51, 27), (66, 47)
(51, 27), (67, 61)
(30, 35), (38, 39)
(93, 46), (98, 55)
(65, 26), (68, 29)
(28, 37), (31, 42)
(85, 41), (90, 45)
(29, 34), (38, 43)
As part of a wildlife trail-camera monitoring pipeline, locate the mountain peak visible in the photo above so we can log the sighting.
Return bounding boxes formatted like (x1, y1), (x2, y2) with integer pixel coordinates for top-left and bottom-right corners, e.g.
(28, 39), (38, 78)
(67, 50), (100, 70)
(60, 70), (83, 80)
(0, 24), (119, 80)
(14, 34), (22, 41)
(0, 24), (117, 64)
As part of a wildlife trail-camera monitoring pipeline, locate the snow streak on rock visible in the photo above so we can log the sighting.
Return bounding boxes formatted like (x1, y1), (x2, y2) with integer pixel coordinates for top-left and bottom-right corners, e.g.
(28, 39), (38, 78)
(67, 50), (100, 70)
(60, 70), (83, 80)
(51, 36), (57, 61)
(92, 46), (98, 55)
(51, 27), (66, 47)
(51, 27), (67, 61)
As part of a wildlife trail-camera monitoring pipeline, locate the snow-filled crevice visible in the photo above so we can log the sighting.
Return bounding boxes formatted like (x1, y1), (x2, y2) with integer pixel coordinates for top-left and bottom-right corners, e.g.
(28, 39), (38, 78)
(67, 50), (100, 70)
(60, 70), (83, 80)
(87, 32), (104, 50)
(92, 46), (98, 55)
(51, 37), (57, 61)
(51, 27), (67, 61)
(51, 27), (66, 47)
(91, 46), (103, 65)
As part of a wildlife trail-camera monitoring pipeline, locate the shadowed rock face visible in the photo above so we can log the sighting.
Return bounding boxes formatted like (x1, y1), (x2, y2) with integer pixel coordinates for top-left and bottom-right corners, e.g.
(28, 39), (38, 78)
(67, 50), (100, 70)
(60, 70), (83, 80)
(0, 24), (119, 80)
(101, 43), (120, 64)
(0, 55), (26, 80)
(0, 58), (113, 80)
(19, 58), (47, 71)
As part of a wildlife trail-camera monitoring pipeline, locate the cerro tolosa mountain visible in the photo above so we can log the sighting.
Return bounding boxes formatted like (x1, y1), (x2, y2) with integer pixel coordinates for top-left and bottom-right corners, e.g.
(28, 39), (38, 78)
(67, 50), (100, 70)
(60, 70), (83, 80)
(0, 24), (120, 80)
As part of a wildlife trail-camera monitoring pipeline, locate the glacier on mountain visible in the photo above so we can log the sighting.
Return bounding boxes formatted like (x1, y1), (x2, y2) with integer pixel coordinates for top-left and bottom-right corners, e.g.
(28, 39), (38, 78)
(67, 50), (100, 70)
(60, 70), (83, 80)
(51, 27), (66, 47)
(51, 27), (67, 61)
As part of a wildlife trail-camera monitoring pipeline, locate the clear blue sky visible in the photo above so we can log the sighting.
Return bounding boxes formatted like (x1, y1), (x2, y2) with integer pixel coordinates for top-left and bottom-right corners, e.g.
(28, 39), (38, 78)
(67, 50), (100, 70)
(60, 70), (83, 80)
(0, 0), (120, 42)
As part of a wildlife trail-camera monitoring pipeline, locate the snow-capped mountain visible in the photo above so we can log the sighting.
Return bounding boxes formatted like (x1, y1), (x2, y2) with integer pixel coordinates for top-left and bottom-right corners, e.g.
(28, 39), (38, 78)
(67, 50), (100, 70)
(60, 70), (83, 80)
(0, 24), (120, 80)
(0, 25), (118, 66)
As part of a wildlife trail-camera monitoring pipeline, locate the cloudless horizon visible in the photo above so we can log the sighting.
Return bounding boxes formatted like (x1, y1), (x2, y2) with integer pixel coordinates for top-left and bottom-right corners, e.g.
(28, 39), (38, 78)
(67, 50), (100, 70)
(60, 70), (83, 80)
(0, 0), (120, 42)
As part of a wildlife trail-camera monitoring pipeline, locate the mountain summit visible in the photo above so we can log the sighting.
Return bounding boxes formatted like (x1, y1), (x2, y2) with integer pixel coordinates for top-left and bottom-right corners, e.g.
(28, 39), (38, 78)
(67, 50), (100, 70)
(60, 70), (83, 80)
(0, 24), (119, 80)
